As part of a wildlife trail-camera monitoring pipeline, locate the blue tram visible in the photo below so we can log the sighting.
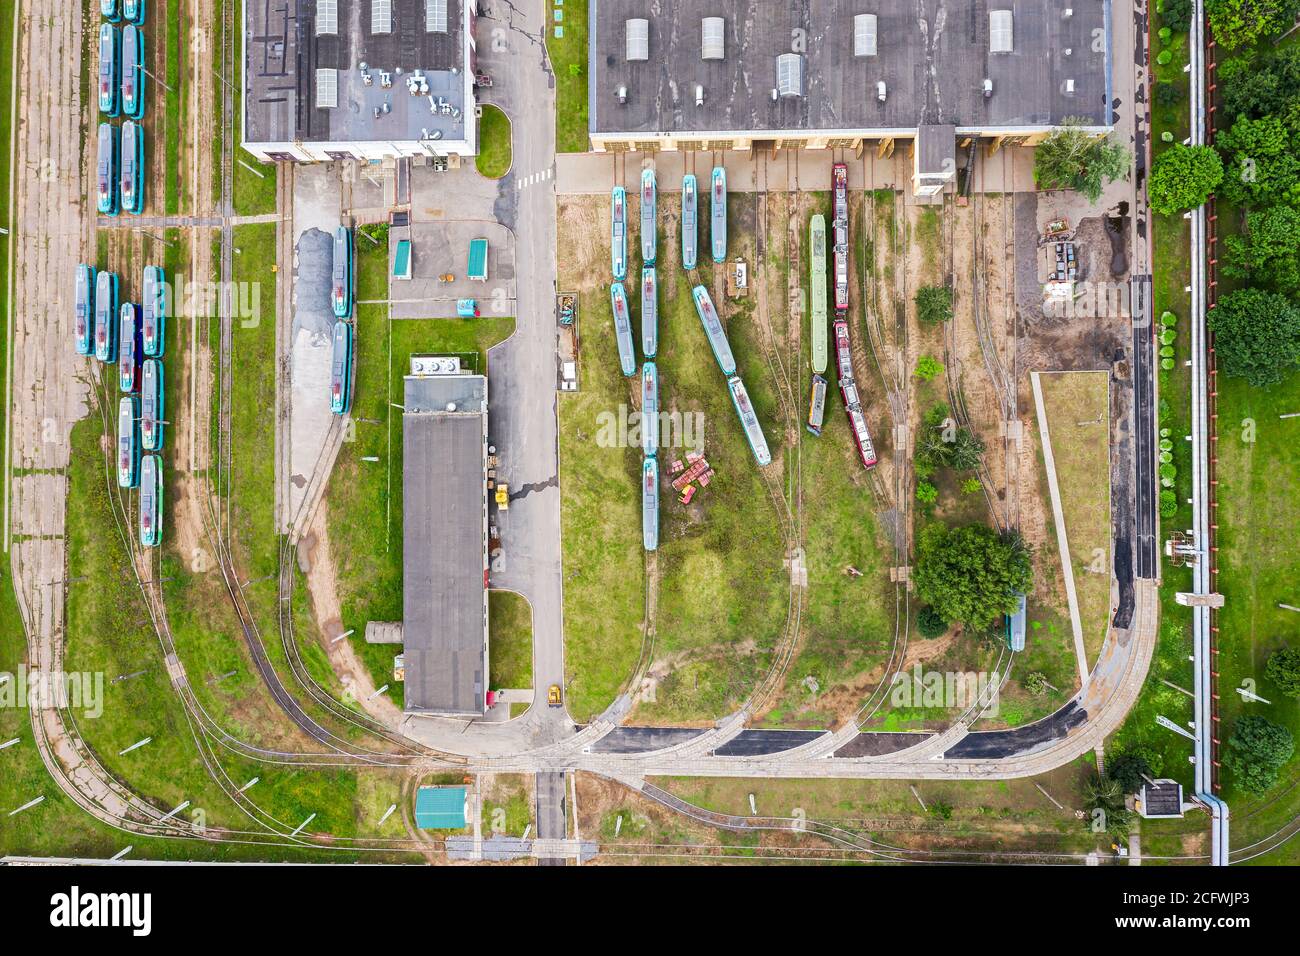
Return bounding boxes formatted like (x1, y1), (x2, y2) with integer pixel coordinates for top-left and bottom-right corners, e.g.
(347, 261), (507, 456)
(142, 265), (165, 356)
(75, 264), (96, 355)
(141, 358), (164, 451)
(94, 270), (119, 362)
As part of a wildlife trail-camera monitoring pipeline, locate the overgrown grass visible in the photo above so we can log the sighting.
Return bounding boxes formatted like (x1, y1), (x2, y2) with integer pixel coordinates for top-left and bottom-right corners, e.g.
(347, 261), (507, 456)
(488, 590), (533, 690)
(475, 104), (512, 179)
(1038, 371), (1112, 667)
(544, 0), (588, 152)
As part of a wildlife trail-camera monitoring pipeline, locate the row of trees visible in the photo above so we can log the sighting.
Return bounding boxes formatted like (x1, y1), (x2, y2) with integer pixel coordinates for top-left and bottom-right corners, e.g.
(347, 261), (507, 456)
(1148, 41), (1300, 387)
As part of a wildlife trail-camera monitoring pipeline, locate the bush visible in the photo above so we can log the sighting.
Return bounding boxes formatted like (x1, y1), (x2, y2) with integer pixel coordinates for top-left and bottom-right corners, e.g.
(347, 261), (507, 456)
(1161, 311), (1178, 327)
(961, 477), (983, 495)
(1265, 647), (1300, 697)
(915, 286), (953, 325)
(1159, 489), (1178, 517)
(1149, 144), (1223, 214)
(1163, 0), (1193, 31)
(1222, 715), (1295, 795)
(916, 480), (939, 504)
(916, 605), (949, 639)
(1154, 83), (1183, 111)
(1156, 48), (1173, 66)
(915, 354), (944, 381)
(1223, 206), (1300, 295)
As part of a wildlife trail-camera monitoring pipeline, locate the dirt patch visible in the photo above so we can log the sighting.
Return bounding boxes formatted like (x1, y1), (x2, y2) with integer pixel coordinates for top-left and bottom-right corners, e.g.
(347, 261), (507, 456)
(299, 505), (405, 727)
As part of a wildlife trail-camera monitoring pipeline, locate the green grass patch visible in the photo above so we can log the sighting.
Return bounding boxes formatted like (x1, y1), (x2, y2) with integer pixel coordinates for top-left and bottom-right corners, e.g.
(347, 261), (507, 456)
(488, 590), (533, 690)
(475, 104), (513, 179)
(545, 0), (589, 152)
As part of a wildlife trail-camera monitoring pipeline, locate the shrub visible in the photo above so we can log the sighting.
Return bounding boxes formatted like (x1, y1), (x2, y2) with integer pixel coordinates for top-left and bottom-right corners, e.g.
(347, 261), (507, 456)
(1149, 144), (1223, 214)
(1163, 0), (1193, 30)
(1222, 715), (1295, 795)
(1156, 48), (1173, 66)
(916, 605), (949, 639)
(1159, 489), (1178, 517)
(915, 354), (945, 381)
(916, 480), (939, 504)
(961, 477), (983, 495)
(1155, 83), (1184, 109)
(915, 286), (953, 325)
(1265, 647), (1300, 697)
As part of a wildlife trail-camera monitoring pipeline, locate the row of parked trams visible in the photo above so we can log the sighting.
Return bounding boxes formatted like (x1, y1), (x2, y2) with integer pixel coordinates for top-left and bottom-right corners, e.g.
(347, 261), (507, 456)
(329, 226), (355, 415)
(95, 0), (149, 216)
(609, 163), (876, 552)
(74, 262), (165, 548)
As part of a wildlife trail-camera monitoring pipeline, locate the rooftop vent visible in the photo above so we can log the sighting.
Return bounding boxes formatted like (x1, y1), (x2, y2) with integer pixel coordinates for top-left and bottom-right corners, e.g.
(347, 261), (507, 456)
(626, 19), (649, 61)
(877, 80), (887, 102)
(776, 52), (804, 97)
(316, 68), (339, 109)
(616, 85), (628, 104)
(983, 78), (993, 97)
(426, 0), (448, 33)
(854, 14), (878, 57)
(702, 17), (725, 60)
(372, 0), (392, 35)
(316, 0), (338, 35)
(989, 10), (1013, 54)
(695, 84), (705, 106)
(1064, 78), (1075, 93)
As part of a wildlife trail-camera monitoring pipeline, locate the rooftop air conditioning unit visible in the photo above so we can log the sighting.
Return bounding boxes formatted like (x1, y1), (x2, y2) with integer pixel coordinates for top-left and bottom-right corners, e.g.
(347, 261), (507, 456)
(877, 81), (887, 102)
(616, 85), (628, 104)
(695, 84), (704, 107)
(983, 78), (993, 97)
(1064, 78), (1075, 93)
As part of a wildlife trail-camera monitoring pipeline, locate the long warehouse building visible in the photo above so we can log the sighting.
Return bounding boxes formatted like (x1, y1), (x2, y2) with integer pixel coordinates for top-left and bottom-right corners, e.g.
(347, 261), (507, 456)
(588, 0), (1114, 194)
(401, 369), (490, 717)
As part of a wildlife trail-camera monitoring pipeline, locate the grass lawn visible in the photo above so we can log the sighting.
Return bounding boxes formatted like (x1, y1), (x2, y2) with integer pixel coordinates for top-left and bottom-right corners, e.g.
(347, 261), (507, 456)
(488, 590), (533, 690)
(481, 775), (533, 838)
(475, 104), (513, 179)
(544, 0), (589, 152)
(1037, 371), (1112, 667)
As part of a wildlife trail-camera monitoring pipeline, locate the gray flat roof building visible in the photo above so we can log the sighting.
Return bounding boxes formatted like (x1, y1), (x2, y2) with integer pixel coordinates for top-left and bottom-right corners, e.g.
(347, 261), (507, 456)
(401, 371), (489, 716)
(588, 0), (1113, 151)
(242, 0), (478, 162)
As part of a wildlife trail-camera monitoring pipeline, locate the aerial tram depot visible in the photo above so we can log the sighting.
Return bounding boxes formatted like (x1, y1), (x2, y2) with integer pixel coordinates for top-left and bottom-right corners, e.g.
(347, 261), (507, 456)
(605, 158), (877, 552)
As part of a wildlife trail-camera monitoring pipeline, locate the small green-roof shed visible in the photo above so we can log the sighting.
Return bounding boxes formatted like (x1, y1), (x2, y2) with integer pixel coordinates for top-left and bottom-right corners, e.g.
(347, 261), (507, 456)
(415, 786), (468, 830)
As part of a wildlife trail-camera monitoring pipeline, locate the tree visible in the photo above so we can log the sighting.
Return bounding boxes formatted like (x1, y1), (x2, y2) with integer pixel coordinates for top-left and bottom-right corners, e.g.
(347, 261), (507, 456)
(1265, 647), (1300, 698)
(915, 286), (953, 325)
(1033, 120), (1131, 202)
(1149, 145), (1224, 214)
(1223, 206), (1300, 294)
(916, 605), (949, 639)
(1206, 0), (1300, 50)
(1207, 287), (1300, 386)
(1222, 715), (1295, 794)
(1084, 773), (1134, 840)
(1162, 0), (1195, 31)
(1214, 115), (1300, 207)
(915, 354), (944, 381)
(913, 524), (1033, 630)
(1108, 749), (1160, 793)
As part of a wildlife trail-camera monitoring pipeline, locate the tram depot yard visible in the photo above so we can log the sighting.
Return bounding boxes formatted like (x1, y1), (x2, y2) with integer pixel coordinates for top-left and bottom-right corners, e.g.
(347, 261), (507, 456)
(2, 0), (1290, 885)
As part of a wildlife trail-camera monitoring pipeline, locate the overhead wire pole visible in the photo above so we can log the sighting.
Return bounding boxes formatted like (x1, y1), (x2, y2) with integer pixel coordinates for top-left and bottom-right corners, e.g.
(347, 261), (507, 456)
(1187, 0), (1230, 866)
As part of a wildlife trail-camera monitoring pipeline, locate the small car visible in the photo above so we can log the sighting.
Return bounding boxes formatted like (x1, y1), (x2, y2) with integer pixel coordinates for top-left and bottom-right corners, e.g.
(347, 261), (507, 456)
(547, 684), (562, 707)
